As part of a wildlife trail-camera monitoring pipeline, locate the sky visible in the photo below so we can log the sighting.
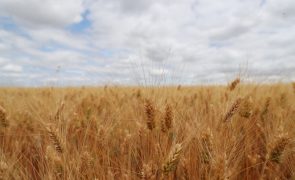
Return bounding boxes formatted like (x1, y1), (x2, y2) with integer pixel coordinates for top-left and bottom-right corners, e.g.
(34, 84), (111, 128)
(0, 0), (295, 86)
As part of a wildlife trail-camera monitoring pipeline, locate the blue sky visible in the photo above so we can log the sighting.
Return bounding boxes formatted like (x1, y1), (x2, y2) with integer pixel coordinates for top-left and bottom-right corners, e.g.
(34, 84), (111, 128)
(0, 0), (295, 86)
(68, 10), (91, 33)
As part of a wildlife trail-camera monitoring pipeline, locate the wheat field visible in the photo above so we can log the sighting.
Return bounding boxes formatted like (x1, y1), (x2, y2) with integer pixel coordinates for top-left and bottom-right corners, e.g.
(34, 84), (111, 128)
(0, 81), (295, 179)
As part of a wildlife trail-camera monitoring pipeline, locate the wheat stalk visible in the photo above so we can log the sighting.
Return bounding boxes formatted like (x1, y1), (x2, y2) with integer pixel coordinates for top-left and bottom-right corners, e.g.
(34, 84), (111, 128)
(201, 130), (213, 164)
(45, 145), (63, 178)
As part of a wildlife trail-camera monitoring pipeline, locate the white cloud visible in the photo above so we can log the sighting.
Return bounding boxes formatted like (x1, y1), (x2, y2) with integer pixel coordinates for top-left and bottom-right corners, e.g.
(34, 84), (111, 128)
(1, 0), (295, 86)
(2, 64), (23, 72)
(0, 0), (84, 28)
(0, 57), (8, 65)
(150, 68), (170, 76)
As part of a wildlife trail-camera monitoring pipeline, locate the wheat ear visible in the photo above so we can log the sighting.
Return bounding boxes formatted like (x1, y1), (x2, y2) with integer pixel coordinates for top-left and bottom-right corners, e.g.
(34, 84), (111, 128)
(269, 137), (290, 163)
(164, 104), (173, 130)
(0, 106), (8, 128)
(54, 101), (65, 121)
(145, 100), (155, 131)
(223, 98), (242, 122)
(46, 126), (63, 154)
(163, 143), (183, 174)
(228, 78), (240, 91)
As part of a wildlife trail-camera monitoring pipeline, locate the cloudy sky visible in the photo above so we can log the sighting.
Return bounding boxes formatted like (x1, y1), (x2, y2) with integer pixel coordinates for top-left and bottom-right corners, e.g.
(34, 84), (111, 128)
(0, 0), (294, 86)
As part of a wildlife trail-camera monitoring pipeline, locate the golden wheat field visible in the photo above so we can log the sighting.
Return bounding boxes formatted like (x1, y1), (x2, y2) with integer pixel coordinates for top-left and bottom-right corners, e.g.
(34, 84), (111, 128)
(0, 81), (295, 179)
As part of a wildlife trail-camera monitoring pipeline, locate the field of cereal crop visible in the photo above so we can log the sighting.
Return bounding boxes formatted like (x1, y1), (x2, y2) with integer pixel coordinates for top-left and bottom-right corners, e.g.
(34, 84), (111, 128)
(0, 81), (295, 179)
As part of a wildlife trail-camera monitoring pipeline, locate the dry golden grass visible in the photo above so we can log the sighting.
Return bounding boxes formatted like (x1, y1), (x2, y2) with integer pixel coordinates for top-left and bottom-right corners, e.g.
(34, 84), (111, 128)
(0, 83), (295, 179)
